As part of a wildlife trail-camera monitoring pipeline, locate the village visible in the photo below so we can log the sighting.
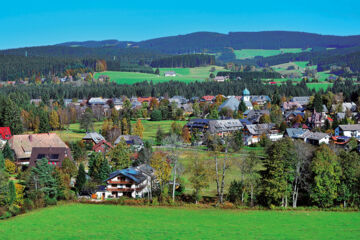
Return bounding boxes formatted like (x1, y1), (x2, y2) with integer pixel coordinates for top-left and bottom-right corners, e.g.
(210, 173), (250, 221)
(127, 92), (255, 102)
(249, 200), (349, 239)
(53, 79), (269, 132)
(1, 87), (360, 204)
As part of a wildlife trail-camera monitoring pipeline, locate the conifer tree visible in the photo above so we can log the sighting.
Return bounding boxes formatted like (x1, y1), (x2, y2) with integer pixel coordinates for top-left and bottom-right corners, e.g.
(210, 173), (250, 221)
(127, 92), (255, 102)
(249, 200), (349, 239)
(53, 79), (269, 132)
(75, 163), (86, 193)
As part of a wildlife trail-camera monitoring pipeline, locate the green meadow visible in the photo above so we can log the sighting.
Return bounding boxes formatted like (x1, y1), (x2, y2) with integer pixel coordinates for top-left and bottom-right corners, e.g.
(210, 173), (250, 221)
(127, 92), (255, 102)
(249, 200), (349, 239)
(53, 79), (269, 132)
(50, 120), (187, 143)
(94, 66), (227, 84)
(234, 48), (311, 59)
(1, 204), (359, 240)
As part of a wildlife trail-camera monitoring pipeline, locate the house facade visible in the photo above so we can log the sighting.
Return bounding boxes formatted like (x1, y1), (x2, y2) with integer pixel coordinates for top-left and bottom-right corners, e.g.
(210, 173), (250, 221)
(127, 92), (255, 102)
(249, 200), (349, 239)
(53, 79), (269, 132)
(95, 166), (152, 199)
(335, 124), (360, 138)
(8, 133), (72, 166)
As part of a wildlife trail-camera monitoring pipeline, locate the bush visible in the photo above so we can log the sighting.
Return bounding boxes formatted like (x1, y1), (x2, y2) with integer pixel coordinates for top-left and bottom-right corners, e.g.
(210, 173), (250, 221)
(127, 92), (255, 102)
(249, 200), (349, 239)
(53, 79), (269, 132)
(23, 198), (34, 211)
(5, 159), (16, 174)
(45, 197), (57, 206)
(150, 110), (162, 121)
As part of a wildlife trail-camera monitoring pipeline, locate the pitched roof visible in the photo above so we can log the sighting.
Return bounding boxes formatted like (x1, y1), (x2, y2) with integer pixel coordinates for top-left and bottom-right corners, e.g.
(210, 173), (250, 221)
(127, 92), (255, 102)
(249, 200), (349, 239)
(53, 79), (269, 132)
(339, 124), (360, 131)
(246, 123), (275, 135)
(106, 168), (147, 183)
(115, 135), (143, 145)
(9, 133), (68, 159)
(218, 97), (240, 112)
(208, 119), (243, 133)
(83, 132), (105, 144)
(286, 128), (309, 138)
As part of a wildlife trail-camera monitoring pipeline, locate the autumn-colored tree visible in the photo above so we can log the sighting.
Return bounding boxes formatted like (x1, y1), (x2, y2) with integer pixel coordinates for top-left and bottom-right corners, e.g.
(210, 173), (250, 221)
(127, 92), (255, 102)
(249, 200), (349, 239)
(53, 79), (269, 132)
(133, 119), (144, 138)
(149, 98), (159, 110)
(5, 159), (16, 174)
(69, 107), (77, 123)
(188, 156), (210, 203)
(293, 114), (304, 124)
(182, 127), (191, 143)
(150, 152), (171, 197)
(121, 118), (129, 135)
(49, 110), (60, 130)
(101, 119), (113, 138)
(108, 140), (131, 170)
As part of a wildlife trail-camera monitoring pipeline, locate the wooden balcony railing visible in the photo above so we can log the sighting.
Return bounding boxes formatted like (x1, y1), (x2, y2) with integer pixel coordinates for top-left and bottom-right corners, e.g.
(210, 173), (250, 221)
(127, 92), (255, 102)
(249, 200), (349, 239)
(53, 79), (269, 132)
(107, 180), (131, 184)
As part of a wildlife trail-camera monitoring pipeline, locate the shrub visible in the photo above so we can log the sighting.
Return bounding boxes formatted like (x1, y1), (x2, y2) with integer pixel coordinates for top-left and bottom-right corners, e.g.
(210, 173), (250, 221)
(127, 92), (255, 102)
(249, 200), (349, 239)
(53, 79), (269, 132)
(5, 159), (16, 174)
(45, 197), (57, 206)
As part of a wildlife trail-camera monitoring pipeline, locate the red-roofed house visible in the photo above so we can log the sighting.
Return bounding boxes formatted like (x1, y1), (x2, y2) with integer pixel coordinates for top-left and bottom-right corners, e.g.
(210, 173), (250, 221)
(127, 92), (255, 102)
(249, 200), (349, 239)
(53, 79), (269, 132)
(201, 96), (215, 102)
(0, 127), (12, 140)
(137, 97), (153, 103)
(93, 140), (113, 153)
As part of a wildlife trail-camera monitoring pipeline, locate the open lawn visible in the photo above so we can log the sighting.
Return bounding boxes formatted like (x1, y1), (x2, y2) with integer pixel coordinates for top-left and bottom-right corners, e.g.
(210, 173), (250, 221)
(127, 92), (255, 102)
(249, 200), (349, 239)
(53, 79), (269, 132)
(94, 66), (227, 84)
(134, 120), (187, 142)
(1, 204), (359, 240)
(50, 120), (187, 143)
(234, 48), (311, 60)
(158, 146), (265, 195)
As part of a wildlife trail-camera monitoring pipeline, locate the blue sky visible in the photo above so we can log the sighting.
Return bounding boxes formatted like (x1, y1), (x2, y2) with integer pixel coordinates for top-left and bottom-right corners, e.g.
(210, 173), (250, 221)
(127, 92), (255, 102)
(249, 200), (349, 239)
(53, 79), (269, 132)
(1, 0), (359, 49)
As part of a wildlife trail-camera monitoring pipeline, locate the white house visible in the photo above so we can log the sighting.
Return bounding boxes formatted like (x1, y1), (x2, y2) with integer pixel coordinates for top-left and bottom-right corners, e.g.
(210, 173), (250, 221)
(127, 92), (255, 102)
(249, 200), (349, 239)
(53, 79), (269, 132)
(335, 124), (360, 138)
(95, 165), (152, 200)
(164, 71), (176, 77)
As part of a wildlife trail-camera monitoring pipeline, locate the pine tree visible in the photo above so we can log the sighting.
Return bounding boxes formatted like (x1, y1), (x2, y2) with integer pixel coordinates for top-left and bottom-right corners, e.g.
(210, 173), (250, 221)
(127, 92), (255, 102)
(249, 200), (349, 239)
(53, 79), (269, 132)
(238, 100), (247, 113)
(2, 142), (14, 162)
(38, 109), (51, 133)
(0, 152), (5, 170)
(3, 99), (23, 134)
(99, 159), (111, 181)
(75, 163), (86, 193)
(8, 180), (16, 205)
(80, 108), (94, 132)
(155, 126), (165, 146)
(313, 93), (323, 112)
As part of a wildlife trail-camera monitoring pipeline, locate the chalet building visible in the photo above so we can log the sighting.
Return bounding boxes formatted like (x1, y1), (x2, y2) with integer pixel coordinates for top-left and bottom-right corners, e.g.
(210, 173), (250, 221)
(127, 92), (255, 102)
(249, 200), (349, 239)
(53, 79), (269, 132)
(291, 96), (310, 106)
(213, 76), (228, 82)
(200, 95), (215, 102)
(93, 140), (113, 153)
(95, 165), (152, 199)
(244, 123), (283, 145)
(282, 101), (302, 111)
(250, 95), (271, 106)
(8, 133), (72, 167)
(335, 124), (360, 138)
(285, 128), (329, 145)
(185, 119), (243, 136)
(88, 97), (107, 106)
(244, 109), (270, 124)
(82, 132), (106, 145)
(164, 71), (176, 77)
(218, 97), (240, 112)
(301, 132), (330, 145)
(115, 135), (144, 151)
(284, 111), (305, 123)
(307, 111), (327, 129)
(208, 119), (243, 136)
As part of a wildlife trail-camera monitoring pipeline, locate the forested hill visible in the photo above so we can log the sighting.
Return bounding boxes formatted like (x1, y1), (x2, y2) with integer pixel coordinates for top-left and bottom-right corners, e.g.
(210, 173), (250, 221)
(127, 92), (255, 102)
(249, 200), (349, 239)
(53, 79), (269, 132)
(3, 31), (360, 56)
(135, 31), (360, 54)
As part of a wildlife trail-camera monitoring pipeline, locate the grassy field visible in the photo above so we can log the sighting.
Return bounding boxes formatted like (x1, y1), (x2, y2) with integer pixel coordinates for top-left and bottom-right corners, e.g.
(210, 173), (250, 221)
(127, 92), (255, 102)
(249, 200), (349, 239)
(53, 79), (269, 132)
(1, 204), (359, 239)
(94, 66), (227, 84)
(50, 120), (187, 143)
(137, 120), (187, 141)
(159, 146), (265, 195)
(234, 48), (311, 60)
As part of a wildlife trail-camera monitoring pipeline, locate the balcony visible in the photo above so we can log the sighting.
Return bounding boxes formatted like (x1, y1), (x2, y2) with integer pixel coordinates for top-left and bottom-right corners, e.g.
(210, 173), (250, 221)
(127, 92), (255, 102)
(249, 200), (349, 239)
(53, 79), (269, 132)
(107, 187), (143, 192)
(107, 180), (131, 184)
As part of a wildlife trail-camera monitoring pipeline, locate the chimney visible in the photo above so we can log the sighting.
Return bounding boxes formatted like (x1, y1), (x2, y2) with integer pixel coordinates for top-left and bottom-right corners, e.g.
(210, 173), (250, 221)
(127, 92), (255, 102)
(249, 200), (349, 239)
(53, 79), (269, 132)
(29, 135), (33, 142)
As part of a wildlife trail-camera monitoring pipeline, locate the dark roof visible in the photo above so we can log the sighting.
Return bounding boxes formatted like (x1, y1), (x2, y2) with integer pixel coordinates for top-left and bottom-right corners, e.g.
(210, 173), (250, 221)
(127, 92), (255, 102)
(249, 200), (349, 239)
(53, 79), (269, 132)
(105, 168), (147, 184)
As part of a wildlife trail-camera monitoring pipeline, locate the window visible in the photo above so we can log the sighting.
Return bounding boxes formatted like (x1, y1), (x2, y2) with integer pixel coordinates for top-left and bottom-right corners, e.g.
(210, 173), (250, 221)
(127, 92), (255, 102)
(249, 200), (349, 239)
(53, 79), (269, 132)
(37, 154), (46, 160)
(50, 154), (59, 160)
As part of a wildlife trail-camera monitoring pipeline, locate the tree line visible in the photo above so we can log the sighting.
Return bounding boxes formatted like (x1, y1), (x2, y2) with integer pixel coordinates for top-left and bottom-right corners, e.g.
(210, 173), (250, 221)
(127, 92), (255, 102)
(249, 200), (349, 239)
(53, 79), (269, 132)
(150, 54), (215, 68)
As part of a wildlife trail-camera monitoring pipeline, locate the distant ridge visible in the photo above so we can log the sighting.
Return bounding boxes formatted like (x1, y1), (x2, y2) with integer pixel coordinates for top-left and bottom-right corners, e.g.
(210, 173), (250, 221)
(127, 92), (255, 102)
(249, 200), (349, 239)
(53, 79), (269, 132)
(57, 31), (360, 54)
